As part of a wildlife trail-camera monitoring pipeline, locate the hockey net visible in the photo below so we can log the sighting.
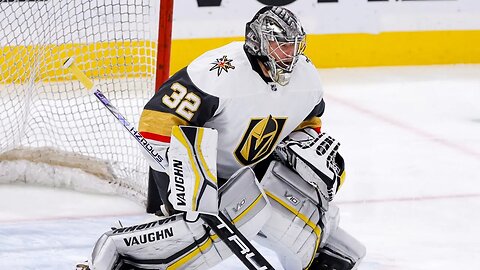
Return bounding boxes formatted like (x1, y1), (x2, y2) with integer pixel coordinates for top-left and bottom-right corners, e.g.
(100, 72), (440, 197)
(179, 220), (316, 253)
(0, 0), (173, 204)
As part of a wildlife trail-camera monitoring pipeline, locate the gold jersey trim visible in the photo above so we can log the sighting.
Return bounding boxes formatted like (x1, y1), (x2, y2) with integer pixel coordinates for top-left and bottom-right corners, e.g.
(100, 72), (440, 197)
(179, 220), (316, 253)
(139, 109), (189, 137)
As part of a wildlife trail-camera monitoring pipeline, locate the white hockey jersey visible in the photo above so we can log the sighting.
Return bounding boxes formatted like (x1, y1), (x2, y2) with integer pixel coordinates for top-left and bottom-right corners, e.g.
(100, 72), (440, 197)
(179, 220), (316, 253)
(139, 42), (324, 179)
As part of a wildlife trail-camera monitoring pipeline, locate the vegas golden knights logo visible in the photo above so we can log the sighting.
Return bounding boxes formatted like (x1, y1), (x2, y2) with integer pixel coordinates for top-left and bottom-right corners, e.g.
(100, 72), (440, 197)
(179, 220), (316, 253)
(235, 115), (287, 165)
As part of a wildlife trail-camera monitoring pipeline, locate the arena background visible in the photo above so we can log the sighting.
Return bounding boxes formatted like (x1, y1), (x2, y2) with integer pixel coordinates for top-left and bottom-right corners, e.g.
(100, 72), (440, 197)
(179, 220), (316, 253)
(170, 0), (480, 72)
(2, 0), (479, 82)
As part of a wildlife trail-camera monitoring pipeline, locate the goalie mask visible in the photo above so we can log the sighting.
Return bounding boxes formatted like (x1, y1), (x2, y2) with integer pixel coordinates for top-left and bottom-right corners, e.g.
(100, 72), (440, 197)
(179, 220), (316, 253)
(245, 6), (306, 86)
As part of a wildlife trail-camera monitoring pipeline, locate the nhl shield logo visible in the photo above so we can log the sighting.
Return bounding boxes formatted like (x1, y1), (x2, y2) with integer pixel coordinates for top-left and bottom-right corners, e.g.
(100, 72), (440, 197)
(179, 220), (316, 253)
(234, 115), (287, 165)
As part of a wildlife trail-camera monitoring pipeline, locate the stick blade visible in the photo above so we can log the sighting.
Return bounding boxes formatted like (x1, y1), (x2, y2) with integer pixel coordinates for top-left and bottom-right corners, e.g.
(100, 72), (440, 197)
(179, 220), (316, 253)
(63, 57), (94, 91)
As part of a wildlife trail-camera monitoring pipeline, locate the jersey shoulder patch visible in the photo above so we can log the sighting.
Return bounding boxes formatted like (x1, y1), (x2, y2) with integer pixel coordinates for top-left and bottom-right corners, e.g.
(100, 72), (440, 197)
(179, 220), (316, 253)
(187, 42), (251, 97)
(209, 55), (236, 76)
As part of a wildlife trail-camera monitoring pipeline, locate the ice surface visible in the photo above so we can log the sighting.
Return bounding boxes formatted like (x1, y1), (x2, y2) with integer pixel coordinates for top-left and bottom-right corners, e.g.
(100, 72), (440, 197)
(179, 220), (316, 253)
(1, 65), (479, 269)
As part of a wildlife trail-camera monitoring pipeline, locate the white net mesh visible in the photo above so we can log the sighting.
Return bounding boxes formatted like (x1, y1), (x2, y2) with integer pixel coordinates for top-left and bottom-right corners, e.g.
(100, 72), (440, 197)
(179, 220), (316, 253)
(0, 0), (165, 203)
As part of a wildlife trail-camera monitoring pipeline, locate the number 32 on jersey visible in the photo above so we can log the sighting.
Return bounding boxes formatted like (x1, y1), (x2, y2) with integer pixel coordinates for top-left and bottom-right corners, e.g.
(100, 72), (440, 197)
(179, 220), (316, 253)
(162, 82), (201, 121)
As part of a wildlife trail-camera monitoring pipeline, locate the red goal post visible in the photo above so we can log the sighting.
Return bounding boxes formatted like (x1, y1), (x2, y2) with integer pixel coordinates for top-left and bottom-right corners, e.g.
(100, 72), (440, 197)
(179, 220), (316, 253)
(156, 0), (174, 91)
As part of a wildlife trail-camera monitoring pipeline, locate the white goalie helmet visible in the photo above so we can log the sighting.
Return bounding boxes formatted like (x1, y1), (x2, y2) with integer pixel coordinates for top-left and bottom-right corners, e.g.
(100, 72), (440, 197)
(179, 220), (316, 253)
(245, 6), (306, 86)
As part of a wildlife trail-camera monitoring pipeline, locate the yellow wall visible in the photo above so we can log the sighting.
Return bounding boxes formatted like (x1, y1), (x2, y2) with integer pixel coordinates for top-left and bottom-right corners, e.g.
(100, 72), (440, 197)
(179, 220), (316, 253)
(169, 30), (480, 73)
(0, 41), (156, 83)
(2, 30), (479, 83)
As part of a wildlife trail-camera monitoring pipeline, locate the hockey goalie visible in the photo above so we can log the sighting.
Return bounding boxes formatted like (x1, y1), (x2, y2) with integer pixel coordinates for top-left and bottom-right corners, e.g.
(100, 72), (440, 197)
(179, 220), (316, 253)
(77, 6), (365, 270)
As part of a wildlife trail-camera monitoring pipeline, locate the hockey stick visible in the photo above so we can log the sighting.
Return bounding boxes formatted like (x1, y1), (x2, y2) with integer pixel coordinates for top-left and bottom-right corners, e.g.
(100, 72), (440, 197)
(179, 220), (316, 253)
(63, 58), (275, 270)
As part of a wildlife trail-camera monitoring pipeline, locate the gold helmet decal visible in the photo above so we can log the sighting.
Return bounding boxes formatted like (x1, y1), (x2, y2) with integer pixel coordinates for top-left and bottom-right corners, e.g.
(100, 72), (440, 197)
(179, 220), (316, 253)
(235, 115), (287, 165)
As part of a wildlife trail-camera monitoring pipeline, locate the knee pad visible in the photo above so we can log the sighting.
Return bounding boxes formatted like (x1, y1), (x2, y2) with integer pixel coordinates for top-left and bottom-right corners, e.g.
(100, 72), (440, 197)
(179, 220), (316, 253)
(258, 161), (326, 269)
(90, 166), (271, 270)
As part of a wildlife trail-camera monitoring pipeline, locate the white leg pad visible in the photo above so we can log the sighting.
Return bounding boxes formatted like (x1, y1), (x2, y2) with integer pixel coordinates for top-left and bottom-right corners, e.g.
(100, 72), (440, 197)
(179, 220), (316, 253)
(89, 167), (271, 270)
(91, 214), (222, 270)
(258, 161), (325, 269)
(258, 161), (365, 270)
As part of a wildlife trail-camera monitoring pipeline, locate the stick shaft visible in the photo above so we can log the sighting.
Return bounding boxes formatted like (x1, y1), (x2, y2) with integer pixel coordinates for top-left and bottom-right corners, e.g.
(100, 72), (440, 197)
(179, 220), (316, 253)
(63, 58), (167, 171)
(203, 213), (275, 270)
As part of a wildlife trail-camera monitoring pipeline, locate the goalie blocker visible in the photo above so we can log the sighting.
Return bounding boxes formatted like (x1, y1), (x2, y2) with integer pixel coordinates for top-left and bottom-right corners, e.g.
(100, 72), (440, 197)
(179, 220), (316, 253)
(168, 126), (219, 216)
